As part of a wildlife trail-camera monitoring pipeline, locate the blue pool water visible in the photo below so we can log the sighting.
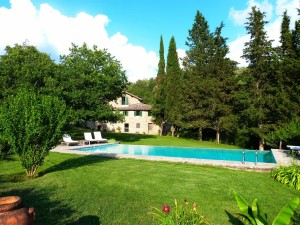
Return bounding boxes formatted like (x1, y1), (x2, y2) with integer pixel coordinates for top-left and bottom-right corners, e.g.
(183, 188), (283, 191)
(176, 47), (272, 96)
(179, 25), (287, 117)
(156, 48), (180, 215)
(75, 144), (276, 163)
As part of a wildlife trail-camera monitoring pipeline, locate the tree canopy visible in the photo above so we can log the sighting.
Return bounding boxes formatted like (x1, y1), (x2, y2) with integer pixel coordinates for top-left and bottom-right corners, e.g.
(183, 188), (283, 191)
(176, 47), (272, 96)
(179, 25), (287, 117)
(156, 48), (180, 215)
(57, 43), (127, 123)
(150, 7), (300, 149)
(0, 43), (56, 99)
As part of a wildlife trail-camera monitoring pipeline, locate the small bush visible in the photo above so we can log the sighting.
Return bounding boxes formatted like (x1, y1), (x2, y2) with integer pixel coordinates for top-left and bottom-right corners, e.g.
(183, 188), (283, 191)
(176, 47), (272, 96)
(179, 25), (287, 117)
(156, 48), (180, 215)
(148, 199), (210, 225)
(108, 139), (117, 143)
(270, 164), (300, 190)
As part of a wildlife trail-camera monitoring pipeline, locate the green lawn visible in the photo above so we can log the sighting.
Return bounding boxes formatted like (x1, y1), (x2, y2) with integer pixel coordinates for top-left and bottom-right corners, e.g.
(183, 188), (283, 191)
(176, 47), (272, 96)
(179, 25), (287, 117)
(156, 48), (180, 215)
(1, 133), (299, 225)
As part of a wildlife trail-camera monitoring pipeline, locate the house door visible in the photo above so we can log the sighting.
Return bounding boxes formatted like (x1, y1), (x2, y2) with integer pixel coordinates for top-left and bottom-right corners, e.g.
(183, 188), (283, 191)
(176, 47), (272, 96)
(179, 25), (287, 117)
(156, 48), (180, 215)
(148, 123), (153, 134)
(124, 123), (129, 133)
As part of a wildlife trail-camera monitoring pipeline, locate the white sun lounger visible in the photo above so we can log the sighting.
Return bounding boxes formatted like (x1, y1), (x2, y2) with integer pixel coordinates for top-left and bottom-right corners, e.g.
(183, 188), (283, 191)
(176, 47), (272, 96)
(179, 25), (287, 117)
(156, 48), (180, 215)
(84, 132), (97, 145)
(287, 145), (300, 151)
(94, 131), (107, 143)
(62, 134), (79, 146)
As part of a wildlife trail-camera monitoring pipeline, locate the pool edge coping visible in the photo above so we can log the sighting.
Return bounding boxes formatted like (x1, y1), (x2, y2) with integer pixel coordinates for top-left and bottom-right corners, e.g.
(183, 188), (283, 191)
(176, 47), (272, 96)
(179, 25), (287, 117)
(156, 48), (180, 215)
(50, 143), (299, 171)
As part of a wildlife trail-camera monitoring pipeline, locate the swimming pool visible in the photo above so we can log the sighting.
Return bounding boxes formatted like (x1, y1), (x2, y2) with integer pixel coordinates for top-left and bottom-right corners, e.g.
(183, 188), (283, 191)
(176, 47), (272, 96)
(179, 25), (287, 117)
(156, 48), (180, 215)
(75, 144), (276, 164)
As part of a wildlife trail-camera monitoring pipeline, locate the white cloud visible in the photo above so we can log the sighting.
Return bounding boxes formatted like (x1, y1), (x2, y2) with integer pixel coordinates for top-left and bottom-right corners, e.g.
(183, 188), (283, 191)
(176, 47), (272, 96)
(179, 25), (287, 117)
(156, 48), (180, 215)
(229, 0), (273, 26)
(0, 0), (158, 82)
(228, 0), (299, 67)
(228, 35), (249, 67)
(176, 48), (186, 68)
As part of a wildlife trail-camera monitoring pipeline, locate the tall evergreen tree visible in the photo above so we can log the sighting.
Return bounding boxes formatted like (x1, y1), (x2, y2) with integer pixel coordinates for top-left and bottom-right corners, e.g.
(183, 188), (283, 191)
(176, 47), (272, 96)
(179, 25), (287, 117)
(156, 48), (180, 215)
(267, 9), (300, 149)
(152, 36), (166, 135)
(241, 6), (278, 150)
(179, 11), (214, 140)
(165, 36), (182, 127)
(280, 10), (295, 58)
(207, 22), (237, 144)
(292, 8), (300, 57)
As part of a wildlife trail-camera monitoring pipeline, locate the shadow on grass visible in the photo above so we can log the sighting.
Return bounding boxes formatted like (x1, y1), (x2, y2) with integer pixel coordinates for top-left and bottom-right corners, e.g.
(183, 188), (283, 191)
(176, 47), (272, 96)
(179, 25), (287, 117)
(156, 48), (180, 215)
(39, 155), (116, 177)
(0, 187), (100, 225)
(0, 172), (30, 184)
(292, 211), (300, 225)
(225, 210), (300, 225)
(65, 215), (100, 225)
(225, 211), (244, 225)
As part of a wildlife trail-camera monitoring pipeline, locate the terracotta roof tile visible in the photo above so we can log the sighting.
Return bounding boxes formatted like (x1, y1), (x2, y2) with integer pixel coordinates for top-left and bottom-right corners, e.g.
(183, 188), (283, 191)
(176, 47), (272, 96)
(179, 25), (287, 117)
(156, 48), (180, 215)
(115, 103), (152, 111)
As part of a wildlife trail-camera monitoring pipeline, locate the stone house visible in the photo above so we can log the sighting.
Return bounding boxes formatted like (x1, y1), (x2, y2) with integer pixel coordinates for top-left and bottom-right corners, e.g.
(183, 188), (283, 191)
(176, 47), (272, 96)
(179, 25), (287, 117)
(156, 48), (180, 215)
(105, 92), (160, 134)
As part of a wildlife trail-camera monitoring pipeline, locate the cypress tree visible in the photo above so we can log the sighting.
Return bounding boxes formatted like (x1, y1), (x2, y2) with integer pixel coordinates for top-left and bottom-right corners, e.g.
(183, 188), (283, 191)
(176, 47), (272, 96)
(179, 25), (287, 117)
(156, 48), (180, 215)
(165, 36), (182, 127)
(152, 35), (166, 135)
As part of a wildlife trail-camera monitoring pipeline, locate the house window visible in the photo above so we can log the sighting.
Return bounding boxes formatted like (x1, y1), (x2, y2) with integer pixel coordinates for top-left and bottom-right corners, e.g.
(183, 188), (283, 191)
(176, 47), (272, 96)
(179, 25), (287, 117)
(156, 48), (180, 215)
(136, 123), (140, 128)
(134, 110), (142, 116)
(148, 123), (153, 131)
(124, 123), (129, 132)
(122, 96), (128, 105)
(148, 111), (151, 116)
(123, 111), (128, 116)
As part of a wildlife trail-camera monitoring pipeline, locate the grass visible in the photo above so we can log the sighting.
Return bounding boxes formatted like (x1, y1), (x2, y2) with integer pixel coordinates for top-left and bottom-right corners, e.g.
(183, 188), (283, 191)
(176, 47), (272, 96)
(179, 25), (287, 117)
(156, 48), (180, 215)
(1, 133), (299, 224)
(1, 154), (299, 225)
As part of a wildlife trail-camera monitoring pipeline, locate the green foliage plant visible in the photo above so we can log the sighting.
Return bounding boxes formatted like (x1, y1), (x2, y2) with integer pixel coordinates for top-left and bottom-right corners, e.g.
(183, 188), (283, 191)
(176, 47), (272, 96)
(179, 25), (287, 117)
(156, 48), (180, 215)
(107, 138), (117, 143)
(0, 134), (11, 160)
(233, 192), (299, 225)
(0, 92), (69, 177)
(270, 164), (300, 190)
(149, 199), (210, 225)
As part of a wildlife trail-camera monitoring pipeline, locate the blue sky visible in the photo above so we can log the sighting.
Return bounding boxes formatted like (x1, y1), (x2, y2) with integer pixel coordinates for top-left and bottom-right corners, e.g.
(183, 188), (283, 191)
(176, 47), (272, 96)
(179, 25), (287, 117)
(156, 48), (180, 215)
(0, 0), (299, 81)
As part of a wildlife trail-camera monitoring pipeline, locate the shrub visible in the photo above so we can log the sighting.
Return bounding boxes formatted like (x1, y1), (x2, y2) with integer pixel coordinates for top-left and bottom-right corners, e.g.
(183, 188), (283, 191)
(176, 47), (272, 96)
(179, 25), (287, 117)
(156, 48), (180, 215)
(148, 199), (210, 225)
(0, 134), (11, 160)
(270, 164), (300, 190)
(0, 92), (69, 177)
(233, 192), (299, 225)
(108, 138), (117, 143)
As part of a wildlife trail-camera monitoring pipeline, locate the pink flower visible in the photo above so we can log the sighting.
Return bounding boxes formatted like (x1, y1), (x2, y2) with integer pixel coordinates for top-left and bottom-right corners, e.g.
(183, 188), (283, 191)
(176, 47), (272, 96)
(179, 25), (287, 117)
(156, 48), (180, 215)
(162, 205), (171, 213)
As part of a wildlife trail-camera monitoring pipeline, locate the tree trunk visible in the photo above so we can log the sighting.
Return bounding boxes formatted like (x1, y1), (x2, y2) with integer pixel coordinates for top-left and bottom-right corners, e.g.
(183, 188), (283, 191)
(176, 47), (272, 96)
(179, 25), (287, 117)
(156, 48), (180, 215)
(259, 138), (265, 151)
(216, 129), (220, 144)
(26, 165), (38, 178)
(160, 122), (164, 136)
(279, 140), (282, 150)
(198, 128), (202, 141)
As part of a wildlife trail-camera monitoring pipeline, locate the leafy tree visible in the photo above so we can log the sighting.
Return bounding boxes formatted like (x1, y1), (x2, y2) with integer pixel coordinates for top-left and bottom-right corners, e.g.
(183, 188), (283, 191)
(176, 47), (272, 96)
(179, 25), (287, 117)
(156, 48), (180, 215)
(165, 36), (182, 126)
(127, 78), (156, 104)
(0, 43), (57, 100)
(152, 36), (167, 134)
(0, 92), (69, 177)
(241, 6), (278, 150)
(57, 43), (127, 123)
(265, 118), (300, 148)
